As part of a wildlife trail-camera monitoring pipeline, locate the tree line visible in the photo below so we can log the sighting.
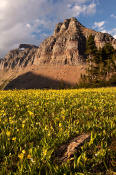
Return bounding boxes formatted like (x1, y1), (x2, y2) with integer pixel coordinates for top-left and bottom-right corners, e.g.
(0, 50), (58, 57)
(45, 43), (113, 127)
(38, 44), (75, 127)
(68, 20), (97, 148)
(80, 35), (116, 87)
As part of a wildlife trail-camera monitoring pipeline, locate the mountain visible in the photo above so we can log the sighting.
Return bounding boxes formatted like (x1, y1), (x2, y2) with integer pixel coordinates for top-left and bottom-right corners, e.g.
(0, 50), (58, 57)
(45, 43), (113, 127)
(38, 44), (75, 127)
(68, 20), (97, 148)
(0, 17), (116, 89)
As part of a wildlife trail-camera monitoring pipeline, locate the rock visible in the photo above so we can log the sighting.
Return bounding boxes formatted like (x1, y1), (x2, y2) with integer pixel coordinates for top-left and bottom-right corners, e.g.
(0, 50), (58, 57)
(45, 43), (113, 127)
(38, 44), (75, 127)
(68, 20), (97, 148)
(53, 133), (91, 164)
(0, 47), (38, 71)
(54, 22), (63, 35)
(66, 134), (90, 158)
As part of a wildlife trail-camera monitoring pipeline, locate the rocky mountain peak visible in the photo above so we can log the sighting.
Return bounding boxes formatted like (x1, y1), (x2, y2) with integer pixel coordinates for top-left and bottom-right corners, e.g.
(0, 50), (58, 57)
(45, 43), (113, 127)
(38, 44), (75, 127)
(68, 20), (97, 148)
(0, 17), (116, 71)
(54, 17), (84, 35)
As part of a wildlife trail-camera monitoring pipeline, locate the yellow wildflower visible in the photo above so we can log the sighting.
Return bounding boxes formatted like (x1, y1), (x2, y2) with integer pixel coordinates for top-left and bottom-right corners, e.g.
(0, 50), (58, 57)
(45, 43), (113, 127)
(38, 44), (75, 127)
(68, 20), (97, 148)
(22, 124), (25, 128)
(61, 115), (65, 120)
(18, 153), (24, 160)
(27, 154), (31, 159)
(22, 150), (26, 154)
(12, 137), (16, 141)
(28, 111), (33, 116)
(43, 149), (47, 156)
(6, 131), (11, 137)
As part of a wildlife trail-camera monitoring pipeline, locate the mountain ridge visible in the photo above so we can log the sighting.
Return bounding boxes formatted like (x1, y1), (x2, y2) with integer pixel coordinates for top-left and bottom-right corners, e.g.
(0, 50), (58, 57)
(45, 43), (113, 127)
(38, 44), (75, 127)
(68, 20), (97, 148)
(0, 17), (116, 89)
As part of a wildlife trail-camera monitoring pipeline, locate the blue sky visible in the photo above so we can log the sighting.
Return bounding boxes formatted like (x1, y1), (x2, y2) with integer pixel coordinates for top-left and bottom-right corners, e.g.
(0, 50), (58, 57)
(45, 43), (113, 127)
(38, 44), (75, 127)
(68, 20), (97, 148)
(0, 0), (116, 57)
(80, 0), (116, 34)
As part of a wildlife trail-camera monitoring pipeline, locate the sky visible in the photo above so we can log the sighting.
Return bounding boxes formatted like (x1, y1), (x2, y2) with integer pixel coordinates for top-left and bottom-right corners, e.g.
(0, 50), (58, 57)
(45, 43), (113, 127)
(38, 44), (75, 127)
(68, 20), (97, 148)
(0, 0), (116, 57)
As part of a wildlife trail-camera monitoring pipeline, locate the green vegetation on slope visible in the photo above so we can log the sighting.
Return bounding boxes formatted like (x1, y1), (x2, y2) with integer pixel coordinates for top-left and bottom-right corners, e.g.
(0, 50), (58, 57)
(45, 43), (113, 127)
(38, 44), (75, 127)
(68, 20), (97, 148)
(81, 35), (116, 87)
(0, 88), (116, 174)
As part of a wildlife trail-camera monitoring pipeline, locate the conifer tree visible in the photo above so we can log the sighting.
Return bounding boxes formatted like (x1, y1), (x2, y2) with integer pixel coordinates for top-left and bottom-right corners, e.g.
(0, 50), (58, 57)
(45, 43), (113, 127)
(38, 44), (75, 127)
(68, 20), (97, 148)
(84, 36), (116, 85)
(85, 35), (99, 81)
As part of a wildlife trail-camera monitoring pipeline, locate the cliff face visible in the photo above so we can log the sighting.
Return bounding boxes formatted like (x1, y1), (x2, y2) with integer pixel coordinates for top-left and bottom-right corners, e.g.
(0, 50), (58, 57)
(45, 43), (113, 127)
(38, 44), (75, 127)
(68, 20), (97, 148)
(0, 17), (116, 71)
(34, 18), (86, 65)
(0, 45), (38, 71)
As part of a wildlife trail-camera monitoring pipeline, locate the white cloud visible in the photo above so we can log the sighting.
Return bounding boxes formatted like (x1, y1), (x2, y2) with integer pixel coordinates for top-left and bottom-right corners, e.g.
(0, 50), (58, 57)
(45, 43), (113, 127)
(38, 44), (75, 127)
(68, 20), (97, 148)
(72, 3), (96, 16)
(93, 21), (105, 31)
(111, 28), (116, 33)
(109, 28), (116, 39)
(86, 3), (96, 14)
(94, 26), (116, 40)
(100, 28), (116, 39)
(0, 0), (8, 10)
(111, 14), (116, 19)
(92, 18), (116, 40)
(26, 24), (31, 29)
(100, 30), (107, 33)
(0, 0), (97, 57)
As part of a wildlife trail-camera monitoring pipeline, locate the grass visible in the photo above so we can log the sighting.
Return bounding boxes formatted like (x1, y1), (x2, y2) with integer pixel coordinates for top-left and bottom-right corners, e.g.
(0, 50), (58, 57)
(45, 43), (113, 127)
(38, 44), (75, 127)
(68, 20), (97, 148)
(0, 88), (116, 174)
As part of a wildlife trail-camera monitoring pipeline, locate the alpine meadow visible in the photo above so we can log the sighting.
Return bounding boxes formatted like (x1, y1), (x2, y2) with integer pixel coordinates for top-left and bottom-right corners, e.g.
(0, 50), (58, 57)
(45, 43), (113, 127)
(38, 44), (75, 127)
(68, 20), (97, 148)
(0, 88), (116, 174)
(0, 0), (116, 174)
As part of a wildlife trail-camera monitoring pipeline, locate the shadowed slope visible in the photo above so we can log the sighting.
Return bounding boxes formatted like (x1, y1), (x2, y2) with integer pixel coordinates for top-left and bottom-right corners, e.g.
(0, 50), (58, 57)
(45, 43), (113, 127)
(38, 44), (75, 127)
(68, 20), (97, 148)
(4, 72), (73, 89)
